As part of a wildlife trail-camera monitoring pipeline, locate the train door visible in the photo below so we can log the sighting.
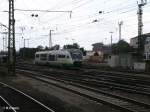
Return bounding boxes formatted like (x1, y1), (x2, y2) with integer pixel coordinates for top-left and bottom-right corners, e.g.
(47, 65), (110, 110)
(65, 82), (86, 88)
(48, 54), (57, 65)
(40, 54), (47, 65)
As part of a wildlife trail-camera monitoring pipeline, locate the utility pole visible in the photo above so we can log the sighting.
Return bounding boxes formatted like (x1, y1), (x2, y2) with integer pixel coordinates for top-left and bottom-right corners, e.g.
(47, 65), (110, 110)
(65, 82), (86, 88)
(49, 30), (54, 48)
(23, 39), (29, 59)
(0, 32), (8, 51)
(5, 33), (7, 51)
(24, 39), (25, 48)
(24, 39), (29, 48)
(20, 26), (25, 48)
(8, 0), (16, 75)
(118, 21), (123, 41)
(27, 39), (30, 48)
(3, 36), (5, 51)
(137, 0), (147, 59)
(109, 32), (113, 47)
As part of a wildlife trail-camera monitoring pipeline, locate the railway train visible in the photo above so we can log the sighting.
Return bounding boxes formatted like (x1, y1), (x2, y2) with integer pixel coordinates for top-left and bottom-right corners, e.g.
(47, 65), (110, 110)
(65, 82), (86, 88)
(34, 49), (83, 66)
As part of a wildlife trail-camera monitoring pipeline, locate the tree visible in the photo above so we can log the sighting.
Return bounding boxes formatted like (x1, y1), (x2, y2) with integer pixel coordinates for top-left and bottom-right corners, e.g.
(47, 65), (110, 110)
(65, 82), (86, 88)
(63, 43), (80, 49)
(112, 40), (133, 54)
(50, 45), (60, 50)
(79, 47), (86, 56)
(36, 45), (44, 51)
(19, 48), (37, 59)
(63, 43), (87, 56)
(45, 46), (49, 50)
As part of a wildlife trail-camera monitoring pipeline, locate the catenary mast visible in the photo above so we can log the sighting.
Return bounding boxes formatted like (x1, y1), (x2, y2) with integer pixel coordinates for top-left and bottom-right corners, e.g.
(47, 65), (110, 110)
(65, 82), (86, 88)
(8, 0), (16, 75)
(137, 0), (147, 59)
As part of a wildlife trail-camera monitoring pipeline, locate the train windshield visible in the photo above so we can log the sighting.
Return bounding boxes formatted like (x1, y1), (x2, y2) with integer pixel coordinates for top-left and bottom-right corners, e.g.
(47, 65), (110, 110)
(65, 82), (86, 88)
(69, 50), (83, 60)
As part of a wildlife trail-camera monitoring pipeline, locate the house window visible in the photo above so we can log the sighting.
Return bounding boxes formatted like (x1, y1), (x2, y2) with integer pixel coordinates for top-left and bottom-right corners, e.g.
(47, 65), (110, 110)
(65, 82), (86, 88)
(143, 54), (146, 59)
(145, 41), (149, 44)
(149, 54), (150, 59)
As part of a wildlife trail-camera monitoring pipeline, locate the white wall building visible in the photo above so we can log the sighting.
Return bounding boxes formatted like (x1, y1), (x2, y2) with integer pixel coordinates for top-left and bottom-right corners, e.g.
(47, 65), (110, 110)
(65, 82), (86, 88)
(144, 36), (150, 60)
(130, 33), (150, 61)
(130, 37), (138, 49)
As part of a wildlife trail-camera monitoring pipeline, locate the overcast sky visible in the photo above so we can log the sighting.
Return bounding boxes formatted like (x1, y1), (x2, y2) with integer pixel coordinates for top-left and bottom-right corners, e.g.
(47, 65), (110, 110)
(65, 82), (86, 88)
(0, 0), (150, 51)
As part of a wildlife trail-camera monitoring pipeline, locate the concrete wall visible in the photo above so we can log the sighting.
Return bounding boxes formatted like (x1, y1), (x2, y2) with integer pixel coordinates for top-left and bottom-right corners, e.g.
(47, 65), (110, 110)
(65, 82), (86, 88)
(108, 54), (134, 68)
(134, 62), (146, 70)
(108, 55), (119, 67)
(119, 54), (133, 68)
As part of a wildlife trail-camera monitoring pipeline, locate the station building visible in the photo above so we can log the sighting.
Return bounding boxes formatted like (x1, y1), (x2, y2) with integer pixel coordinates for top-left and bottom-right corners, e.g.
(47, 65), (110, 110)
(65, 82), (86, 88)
(130, 33), (150, 61)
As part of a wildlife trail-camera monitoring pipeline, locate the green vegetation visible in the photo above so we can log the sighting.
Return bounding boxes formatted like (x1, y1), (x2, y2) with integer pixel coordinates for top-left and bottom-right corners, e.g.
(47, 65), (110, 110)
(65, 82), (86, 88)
(112, 40), (133, 54)
(63, 43), (86, 56)
(63, 43), (80, 49)
(19, 48), (37, 59)
(18, 42), (87, 60)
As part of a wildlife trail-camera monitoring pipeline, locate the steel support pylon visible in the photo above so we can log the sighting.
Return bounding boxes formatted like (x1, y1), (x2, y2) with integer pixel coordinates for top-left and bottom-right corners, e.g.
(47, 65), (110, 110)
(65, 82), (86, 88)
(137, 0), (147, 61)
(8, 0), (16, 75)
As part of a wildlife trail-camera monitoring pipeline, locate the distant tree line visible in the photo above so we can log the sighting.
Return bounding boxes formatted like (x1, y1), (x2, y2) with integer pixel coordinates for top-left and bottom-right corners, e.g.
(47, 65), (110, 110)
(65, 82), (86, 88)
(18, 43), (87, 59)
(63, 43), (86, 56)
(111, 40), (133, 54)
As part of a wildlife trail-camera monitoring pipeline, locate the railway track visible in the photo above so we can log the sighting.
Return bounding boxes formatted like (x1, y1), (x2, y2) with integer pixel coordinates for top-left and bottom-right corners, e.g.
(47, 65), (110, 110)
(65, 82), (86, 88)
(17, 69), (150, 112)
(0, 96), (16, 112)
(45, 72), (150, 96)
(83, 70), (150, 86)
(16, 64), (150, 95)
(0, 82), (55, 112)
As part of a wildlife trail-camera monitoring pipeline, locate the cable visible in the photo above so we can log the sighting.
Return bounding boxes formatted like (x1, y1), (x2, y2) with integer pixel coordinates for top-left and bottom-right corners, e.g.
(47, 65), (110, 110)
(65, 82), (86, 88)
(0, 22), (8, 29)
(72, 0), (95, 10)
(12, 1), (150, 37)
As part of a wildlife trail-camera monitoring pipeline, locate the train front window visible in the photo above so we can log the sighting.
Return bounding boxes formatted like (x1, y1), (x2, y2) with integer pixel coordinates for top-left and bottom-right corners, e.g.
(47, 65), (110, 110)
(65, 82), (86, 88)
(70, 52), (82, 60)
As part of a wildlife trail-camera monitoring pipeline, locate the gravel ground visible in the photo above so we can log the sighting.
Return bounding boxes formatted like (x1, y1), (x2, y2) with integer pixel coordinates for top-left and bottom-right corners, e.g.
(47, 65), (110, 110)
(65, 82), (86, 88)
(0, 74), (120, 112)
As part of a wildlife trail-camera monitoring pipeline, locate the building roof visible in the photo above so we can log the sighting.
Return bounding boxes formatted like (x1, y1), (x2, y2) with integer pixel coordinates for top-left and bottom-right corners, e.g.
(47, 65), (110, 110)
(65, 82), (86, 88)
(92, 42), (103, 46)
(131, 32), (150, 40)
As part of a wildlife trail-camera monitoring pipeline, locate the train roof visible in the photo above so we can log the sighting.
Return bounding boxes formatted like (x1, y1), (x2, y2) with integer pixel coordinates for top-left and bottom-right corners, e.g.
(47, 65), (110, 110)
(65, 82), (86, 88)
(35, 50), (70, 54)
(35, 49), (82, 55)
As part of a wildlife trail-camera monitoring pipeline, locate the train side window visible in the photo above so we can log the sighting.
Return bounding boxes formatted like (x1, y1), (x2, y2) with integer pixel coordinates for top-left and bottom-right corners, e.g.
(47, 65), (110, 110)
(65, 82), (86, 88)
(58, 54), (66, 58)
(36, 54), (39, 58)
(67, 55), (69, 58)
(48, 55), (56, 61)
(40, 54), (47, 60)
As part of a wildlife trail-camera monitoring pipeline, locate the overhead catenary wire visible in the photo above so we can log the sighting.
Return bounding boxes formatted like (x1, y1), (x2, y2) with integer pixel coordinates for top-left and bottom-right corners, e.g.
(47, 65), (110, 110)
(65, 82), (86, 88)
(2, 0), (140, 27)
(37, 0), (140, 26)
(1, 0), (150, 50)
